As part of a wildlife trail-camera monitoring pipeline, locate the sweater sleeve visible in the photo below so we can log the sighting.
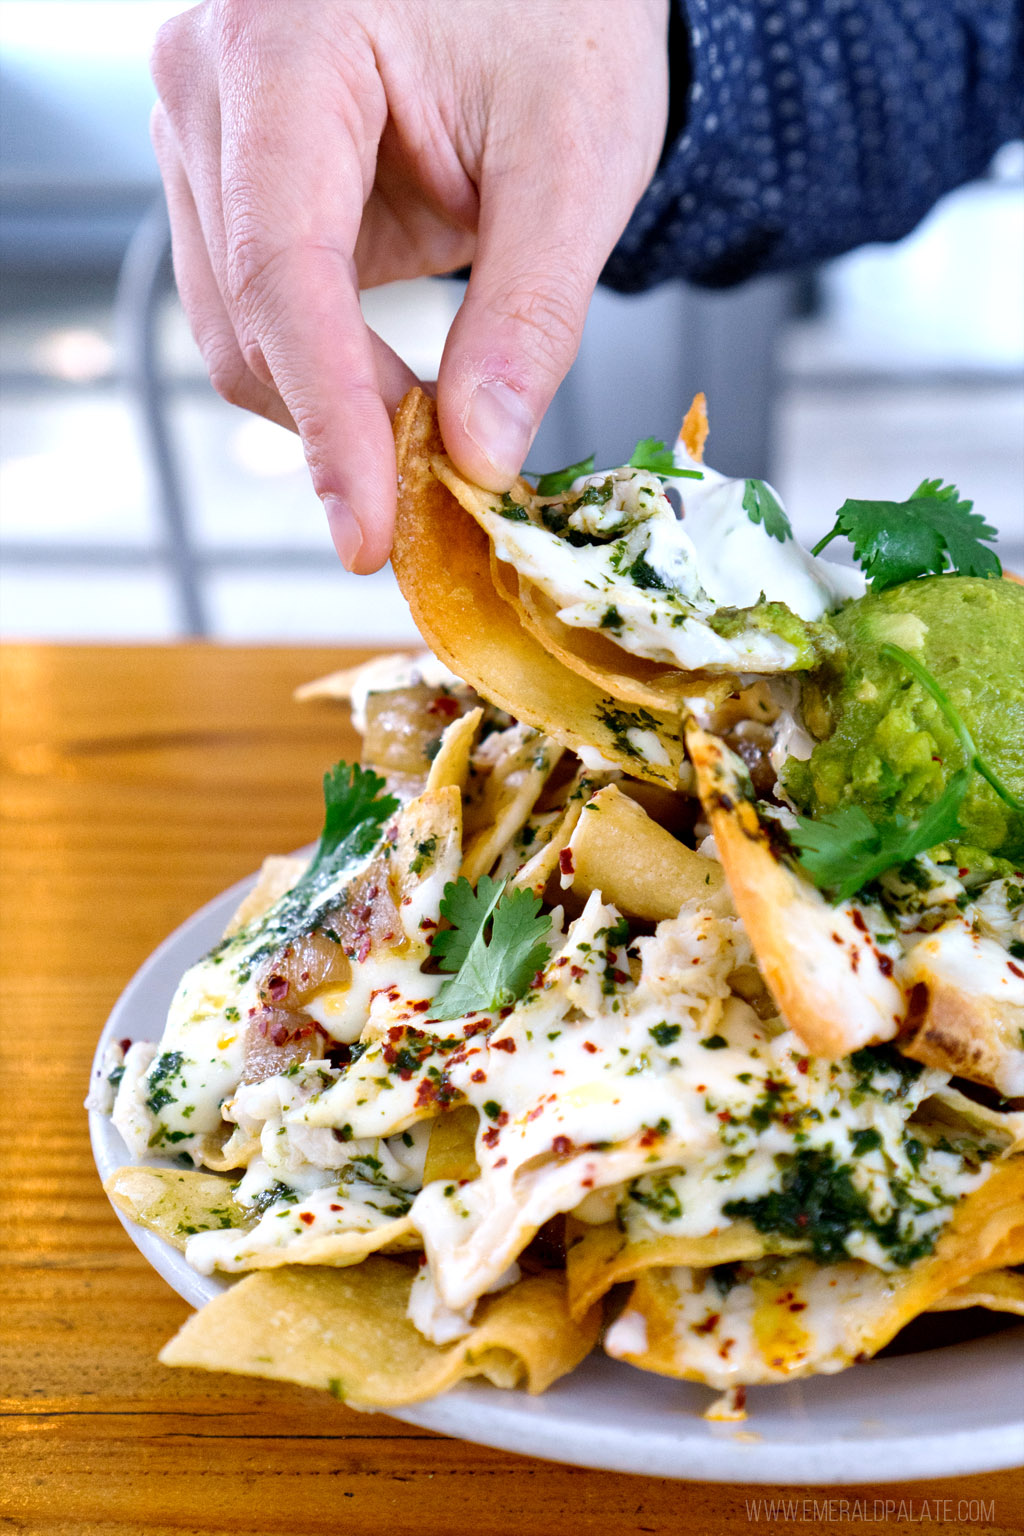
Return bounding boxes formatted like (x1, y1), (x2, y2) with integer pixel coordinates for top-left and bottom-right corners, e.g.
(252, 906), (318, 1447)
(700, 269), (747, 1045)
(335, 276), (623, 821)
(602, 0), (1024, 291)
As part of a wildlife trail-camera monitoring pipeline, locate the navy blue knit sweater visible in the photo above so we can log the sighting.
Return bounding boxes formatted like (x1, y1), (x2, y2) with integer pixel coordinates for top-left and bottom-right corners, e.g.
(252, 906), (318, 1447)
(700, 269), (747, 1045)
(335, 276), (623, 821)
(604, 0), (1024, 290)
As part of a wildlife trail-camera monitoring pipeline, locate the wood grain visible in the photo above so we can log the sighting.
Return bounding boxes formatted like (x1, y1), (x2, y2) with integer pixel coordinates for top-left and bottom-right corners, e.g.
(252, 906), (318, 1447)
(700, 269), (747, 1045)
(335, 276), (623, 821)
(2, 643), (1021, 1536)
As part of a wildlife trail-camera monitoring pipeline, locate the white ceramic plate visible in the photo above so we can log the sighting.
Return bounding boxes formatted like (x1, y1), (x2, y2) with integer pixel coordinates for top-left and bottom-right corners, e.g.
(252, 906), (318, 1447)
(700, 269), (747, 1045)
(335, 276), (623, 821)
(90, 877), (1024, 1484)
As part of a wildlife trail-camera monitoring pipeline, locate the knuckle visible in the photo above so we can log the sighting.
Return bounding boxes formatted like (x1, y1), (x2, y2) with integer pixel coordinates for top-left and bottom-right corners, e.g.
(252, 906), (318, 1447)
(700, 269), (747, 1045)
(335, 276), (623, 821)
(238, 333), (274, 389)
(496, 279), (586, 375)
(222, 218), (285, 318)
(202, 336), (255, 410)
(149, 14), (192, 112)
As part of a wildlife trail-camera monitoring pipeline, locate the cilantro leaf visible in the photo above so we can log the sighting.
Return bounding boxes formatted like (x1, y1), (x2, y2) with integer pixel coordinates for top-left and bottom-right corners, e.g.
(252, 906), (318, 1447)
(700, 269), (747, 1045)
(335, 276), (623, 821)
(812, 480), (1001, 590)
(535, 455), (595, 496)
(301, 762), (398, 888)
(532, 437), (703, 496)
(742, 478), (792, 542)
(790, 778), (967, 904)
(428, 876), (551, 1020)
(628, 436), (703, 480)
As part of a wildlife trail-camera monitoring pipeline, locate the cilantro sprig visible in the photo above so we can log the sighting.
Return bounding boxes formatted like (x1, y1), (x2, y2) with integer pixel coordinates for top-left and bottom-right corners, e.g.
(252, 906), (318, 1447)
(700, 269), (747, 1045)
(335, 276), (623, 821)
(427, 875), (552, 1021)
(533, 436), (703, 496)
(628, 437), (703, 480)
(789, 785), (968, 905)
(742, 478), (792, 543)
(790, 644), (1022, 902)
(811, 479), (1001, 590)
(298, 761), (399, 892)
(535, 455), (596, 496)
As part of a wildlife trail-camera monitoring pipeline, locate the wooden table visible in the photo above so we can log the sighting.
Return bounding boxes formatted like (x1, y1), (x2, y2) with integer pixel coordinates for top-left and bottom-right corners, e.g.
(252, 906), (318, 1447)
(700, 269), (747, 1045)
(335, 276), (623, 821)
(2, 643), (1021, 1536)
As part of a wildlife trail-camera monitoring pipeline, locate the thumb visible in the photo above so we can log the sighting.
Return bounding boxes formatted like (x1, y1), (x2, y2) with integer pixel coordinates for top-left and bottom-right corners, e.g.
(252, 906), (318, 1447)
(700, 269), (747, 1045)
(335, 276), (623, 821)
(436, 163), (627, 491)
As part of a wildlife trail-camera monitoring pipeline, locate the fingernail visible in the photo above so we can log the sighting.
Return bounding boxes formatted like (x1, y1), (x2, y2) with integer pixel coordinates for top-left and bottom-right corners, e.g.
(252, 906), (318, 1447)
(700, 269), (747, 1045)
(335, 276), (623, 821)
(324, 496), (363, 571)
(463, 379), (534, 480)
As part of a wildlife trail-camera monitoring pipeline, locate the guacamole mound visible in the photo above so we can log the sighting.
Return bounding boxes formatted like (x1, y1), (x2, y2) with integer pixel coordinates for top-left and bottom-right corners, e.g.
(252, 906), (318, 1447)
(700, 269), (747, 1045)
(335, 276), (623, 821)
(784, 576), (1024, 864)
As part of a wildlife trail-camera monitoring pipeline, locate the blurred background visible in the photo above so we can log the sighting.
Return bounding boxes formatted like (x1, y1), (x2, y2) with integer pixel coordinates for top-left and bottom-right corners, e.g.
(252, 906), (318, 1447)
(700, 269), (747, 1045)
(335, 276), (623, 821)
(2, 0), (1022, 644)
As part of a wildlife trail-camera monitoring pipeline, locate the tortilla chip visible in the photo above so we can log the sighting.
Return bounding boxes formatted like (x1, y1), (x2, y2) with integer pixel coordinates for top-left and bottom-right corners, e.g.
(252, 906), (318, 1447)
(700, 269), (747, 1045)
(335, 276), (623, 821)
(565, 1215), (803, 1321)
(104, 1165), (418, 1269)
(224, 855), (309, 937)
(460, 727), (562, 886)
(900, 925), (1024, 1097)
(929, 1267), (1024, 1315)
(685, 719), (904, 1057)
(423, 1106), (480, 1184)
(159, 1257), (601, 1407)
(390, 784), (462, 914)
(425, 707), (482, 795)
(105, 1166), (246, 1251)
(494, 557), (703, 715)
(680, 392), (709, 463)
(925, 1082), (1024, 1153)
(564, 783), (727, 921)
(392, 389), (686, 788)
(604, 1156), (1024, 1388)
(507, 793), (587, 896)
(293, 653), (416, 704)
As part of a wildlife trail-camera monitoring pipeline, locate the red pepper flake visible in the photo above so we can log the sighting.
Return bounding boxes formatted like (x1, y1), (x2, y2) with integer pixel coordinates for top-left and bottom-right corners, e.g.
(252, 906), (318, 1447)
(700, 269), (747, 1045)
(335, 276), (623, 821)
(493, 1157), (507, 1169)
(482, 1126), (501, 1149)
(428, 694), (460, 718)
(492, 1037), (516, 1053)
(266, 974), (289, 1001)
(877, 953), (893, 977)
(470, 1069), (487, 1083)
(1009, 962), (1024, 981)
(329, 1203), (344, 1212)
(789, 1301), (808, 1313)
(796, 1057), (810, 1075)
(118, 1037), (133, 1053)
(958, 867), (969, 877)
(691, 1313), (720, 1335)
(610, 968), (630, 984)
(559, 848), (575, 876)
(299, 1211), (315, 1226)
(717, 1109), (732, 1123)
(583, 1041), (598, 1054)
(551, 1135), (573, 1156)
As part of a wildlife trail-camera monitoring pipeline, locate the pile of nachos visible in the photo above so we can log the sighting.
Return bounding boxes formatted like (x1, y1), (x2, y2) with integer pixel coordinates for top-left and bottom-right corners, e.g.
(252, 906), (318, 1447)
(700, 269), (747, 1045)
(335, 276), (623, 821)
(92, 388), (1024, 1419)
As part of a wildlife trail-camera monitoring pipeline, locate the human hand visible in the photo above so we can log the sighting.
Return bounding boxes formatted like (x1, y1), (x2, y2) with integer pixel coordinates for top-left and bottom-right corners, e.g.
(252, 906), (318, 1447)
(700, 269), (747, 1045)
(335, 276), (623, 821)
(151, 0), (669, 571)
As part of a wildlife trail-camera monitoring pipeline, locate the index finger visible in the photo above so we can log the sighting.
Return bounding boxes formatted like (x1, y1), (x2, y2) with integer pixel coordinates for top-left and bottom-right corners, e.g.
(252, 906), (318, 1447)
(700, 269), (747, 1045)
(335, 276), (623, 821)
(216, 35), (416, 572)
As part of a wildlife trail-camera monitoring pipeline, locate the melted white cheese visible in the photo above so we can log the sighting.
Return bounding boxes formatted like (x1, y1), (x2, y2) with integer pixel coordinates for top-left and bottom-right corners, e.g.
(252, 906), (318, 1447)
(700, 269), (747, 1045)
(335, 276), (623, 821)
(479, 448), (863, 675)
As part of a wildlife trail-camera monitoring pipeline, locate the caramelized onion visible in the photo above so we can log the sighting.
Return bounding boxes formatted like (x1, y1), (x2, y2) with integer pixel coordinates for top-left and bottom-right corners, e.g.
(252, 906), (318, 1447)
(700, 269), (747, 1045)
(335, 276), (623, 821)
(243, 1006), (324, 1084)
(256, 927), (352, 1011)
(363, 682), (476, 775)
